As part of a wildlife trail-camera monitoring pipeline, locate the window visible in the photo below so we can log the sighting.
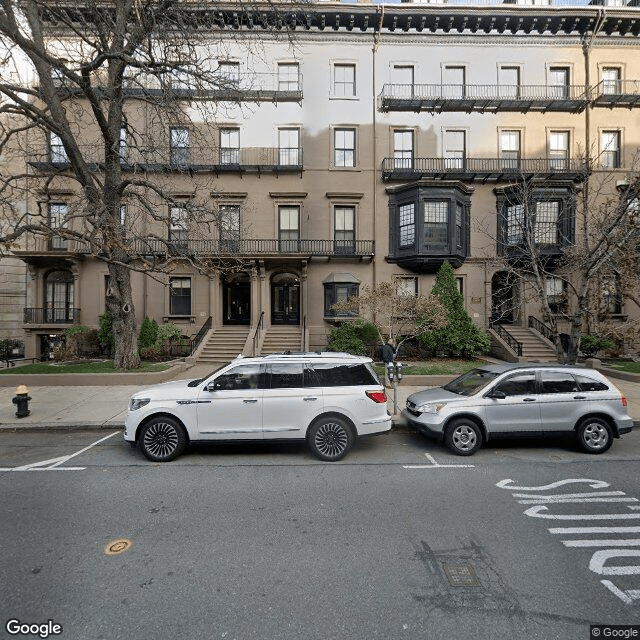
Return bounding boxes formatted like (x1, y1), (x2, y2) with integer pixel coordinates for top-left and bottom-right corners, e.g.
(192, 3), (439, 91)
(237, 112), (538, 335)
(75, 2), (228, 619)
(169, 68), (191, 90)
(169, 205), (188, 248)
(424, 201), (449, 246)
(334, 206), (355, 253)
(494, 373), (536, 396)
(279, 205), (299, 251)
(601, 131), (621, 169)
(268, 363), (305, 389)
(392, 65), (414, 98)
(169, 277), (191, 315)
(44, 270), (74, 322)
(549, 67), (570, 99)
(120, 204), (127, 226)
(455, 204), (464, 249)
(545, 276), (566, 313)
(312, 363), (377, 386)
(170, 127), (190, 167)
(575, 375), (609, 392)
(540, 371), (578, 394)
(278, 128), (299, 166)
(601, 67), (621, 95)
(334, 128), (356, 168)
(398, 203), (415, 247)
(500, 130), (521, 168)
(218, 62), (240, 87)
(444, 130), (465, 169)
(549, 131), (569, 169)
(396, 277), (418, 297)
(213, 363), (265, 391)
(443, 66), (465, 99)
(48, 203), (68, 249)
(220, 128), (240, 164)
(534, 201), (560, 244)
(498, 66), (520, 98)
(394, 130), (413, 170)
(333, 63), (356, 98)
(119, 127), (128, 163)
(506, 204), (524, 245)
(219, 205), (240, 252)
(49, 132), (68, 163)
(602, 275), (622, 315)
(278, 63), (299, 91)
(456, 277), (464, 295)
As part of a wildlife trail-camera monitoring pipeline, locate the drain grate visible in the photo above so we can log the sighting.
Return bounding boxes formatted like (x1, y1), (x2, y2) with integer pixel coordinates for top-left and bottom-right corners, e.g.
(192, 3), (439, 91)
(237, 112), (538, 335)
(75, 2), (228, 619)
(442, 562), (481, 587)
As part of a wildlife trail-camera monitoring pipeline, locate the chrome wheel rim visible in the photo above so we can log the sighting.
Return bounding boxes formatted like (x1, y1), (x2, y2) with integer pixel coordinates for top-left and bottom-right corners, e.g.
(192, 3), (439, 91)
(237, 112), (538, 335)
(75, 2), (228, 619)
(143, 422), (179, 458)
(452, 425), (477, 452)
(582, 423), (608, 450)
(314, 422), (349, 458)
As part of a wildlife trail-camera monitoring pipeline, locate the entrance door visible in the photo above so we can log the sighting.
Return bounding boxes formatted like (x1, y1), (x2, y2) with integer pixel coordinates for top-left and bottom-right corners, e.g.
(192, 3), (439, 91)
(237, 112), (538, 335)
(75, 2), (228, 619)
(223, 273), (251, 325)
(491, 272), (516, 325)
(271, 272), (300, 325)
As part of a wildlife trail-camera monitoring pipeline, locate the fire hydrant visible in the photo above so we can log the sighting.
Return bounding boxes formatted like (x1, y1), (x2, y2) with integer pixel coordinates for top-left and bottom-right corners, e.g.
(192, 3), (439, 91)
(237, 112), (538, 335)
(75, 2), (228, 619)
(12, 384), (31, 418)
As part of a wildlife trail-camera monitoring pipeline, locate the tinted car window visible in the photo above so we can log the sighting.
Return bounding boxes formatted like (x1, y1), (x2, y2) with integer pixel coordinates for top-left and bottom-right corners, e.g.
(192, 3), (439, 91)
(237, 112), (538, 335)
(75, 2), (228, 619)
(494, 373), (536, 396)
(575, 374), (609, 392)
(312, 363), (378, 387)
(445, 369), (499, 396)
(213, 364), (265, 391)
(539, 371), (578, 394)
(268, 363), (304, 389)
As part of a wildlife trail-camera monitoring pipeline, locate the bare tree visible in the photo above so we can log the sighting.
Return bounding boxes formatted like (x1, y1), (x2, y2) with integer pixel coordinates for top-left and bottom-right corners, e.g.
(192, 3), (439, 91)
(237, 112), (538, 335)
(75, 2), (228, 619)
(331, 281), (447, 359)
(0, 0), (295, 367)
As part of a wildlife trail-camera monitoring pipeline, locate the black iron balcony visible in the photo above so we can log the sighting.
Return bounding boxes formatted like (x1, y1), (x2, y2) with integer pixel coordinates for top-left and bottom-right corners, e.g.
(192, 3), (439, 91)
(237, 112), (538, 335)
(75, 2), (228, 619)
(379, 83), (591, 113)
(593, 79), (640, 108)
(23, 307), (81, 324)
(382, 157), (587, 182)
(28, 145), (303, 176)
(131, 238), (374, 259)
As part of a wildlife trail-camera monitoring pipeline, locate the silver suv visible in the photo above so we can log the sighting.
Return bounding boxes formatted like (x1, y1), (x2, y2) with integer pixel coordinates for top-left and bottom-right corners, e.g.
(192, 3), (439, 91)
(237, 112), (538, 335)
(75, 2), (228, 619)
(125, 352), (391, 462)
(403, 363), (633, 456)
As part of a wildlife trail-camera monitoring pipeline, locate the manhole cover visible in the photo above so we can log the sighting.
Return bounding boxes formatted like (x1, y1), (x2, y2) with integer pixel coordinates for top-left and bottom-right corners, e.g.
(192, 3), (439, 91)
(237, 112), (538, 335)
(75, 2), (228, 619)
(442, 562), (481, 587)
(105, 539), (133, 556)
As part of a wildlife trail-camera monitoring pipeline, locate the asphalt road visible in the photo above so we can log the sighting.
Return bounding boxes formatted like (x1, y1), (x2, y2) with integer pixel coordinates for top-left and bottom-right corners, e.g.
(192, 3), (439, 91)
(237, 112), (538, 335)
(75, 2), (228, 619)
(1, 428), (639, 640)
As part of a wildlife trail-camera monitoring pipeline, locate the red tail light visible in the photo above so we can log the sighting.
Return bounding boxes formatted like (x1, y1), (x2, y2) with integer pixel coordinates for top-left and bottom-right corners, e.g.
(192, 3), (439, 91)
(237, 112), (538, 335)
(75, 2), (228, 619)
(622, 396), (628, 407)
(366, 390), (387, 403)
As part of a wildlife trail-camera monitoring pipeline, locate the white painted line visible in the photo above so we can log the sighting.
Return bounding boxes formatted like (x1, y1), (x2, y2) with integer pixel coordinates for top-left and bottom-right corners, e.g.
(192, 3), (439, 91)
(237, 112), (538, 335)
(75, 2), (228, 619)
(496, 478), (610, 491)
(5, 431), (119, 472)
(601, 580), (640, 605)
(524, 505), (640, 520)
(562, 539), (640, 547)
(518, 497), (638, 504)
(403, 452), (474, 469)
(513, 491), (628, 500)
(549, 526), (640, 534)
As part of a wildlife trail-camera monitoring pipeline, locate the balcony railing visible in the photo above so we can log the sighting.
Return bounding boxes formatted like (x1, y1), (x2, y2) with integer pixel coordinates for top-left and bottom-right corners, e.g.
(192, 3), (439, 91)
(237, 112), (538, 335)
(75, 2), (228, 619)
(28, 145), (303, 174)
(131, 238), (375, 258)
(380, 83), (591, 113)
(593, 79), (640, 108)
(382, 157), (587, 181)
(24, 308), (80, 324)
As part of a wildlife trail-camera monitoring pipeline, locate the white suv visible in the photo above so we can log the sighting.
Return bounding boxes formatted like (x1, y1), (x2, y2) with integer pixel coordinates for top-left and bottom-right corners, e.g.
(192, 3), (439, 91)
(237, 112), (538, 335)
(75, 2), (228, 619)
(124, 352), (391, 462)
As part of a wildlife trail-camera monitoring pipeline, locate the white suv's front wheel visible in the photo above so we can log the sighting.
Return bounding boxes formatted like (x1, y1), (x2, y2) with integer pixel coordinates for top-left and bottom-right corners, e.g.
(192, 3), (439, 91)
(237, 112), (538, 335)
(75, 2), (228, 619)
(139, 416), (187, 462)
(307, 416), (354, 462)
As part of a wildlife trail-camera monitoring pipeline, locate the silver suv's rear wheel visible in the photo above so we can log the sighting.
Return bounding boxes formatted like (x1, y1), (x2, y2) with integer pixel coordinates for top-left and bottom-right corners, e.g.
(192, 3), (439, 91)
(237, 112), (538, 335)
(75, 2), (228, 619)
(577, 418), (613, 454)
(139, 417), (187, 462)
(307, 416), (354, 462)
(445, 419), (482, 456)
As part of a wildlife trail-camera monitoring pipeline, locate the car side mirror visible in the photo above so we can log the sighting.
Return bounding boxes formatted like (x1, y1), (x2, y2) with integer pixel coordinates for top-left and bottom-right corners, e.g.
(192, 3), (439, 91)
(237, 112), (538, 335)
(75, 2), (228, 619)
(205, 383), (218, 392)
(487, 389), (506, 400)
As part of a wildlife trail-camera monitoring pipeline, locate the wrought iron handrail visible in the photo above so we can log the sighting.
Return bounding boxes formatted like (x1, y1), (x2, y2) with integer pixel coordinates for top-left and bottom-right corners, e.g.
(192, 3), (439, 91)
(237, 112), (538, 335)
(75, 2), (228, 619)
(252, 311), (265, 356)
(489, 322), (523, 357)
(23, 307), (81, 324)
(191, 316), (212, 355)
(528, 315), (555, 344)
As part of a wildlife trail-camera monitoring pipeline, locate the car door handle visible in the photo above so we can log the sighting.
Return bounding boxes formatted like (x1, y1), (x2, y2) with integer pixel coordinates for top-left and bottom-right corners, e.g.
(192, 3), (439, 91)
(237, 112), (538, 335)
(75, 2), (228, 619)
(522, 398), (537, 402)
(303, 397), (318, 401)
(573, 395), (586, 400)
(243, 399), (258, 404)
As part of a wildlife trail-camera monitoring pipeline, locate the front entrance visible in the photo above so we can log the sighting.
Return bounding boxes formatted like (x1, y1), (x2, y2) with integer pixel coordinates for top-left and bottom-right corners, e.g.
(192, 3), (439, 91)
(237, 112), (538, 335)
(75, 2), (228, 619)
(491, 272), (517, 325)
(271, 272), (300, 325)
(223, 273), (251, 325)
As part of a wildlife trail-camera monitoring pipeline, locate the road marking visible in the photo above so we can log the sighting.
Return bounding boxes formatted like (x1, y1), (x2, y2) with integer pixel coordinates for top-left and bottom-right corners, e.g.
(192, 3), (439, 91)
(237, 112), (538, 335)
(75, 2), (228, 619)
(524, 505), (640, 520)
(549, 526), (640, 535)
(496, 478), (610, 491)
(0, 431), (119, 472)
(562, 539), (640, 547)
(403, 453), (475, 469)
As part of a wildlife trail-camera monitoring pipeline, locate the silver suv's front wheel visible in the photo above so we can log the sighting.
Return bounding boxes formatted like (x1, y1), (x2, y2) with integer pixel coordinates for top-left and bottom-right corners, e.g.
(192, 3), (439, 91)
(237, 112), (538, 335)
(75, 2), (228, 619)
(445, 418), (483, 456)
(307, 416), (354, 462)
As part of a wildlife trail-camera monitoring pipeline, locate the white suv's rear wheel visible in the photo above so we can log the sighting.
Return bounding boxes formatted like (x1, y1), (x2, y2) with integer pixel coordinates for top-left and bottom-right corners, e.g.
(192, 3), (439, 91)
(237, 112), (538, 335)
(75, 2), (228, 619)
(307, 416), (354, 462)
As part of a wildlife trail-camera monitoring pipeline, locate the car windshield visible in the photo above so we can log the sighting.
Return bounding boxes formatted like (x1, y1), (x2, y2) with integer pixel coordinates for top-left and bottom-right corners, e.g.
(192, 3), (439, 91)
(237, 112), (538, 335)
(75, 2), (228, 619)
(443, 368), (500, 396)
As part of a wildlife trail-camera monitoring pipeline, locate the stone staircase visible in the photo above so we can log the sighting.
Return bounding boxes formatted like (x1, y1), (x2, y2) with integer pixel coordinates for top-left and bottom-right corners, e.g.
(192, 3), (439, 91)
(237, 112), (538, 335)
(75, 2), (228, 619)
(261, 326), (303, 355)
(197, 326), (250, 363)
(498, 325), (557, 362)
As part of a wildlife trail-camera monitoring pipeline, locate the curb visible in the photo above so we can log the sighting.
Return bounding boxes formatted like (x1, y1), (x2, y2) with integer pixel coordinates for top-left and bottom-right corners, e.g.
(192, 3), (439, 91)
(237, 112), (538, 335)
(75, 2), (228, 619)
(0, 422), (124, 432)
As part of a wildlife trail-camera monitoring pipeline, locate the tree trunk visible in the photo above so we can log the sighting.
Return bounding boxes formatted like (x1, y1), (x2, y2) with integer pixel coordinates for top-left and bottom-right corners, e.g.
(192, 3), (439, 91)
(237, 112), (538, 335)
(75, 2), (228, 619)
(107, 262), (140, 369)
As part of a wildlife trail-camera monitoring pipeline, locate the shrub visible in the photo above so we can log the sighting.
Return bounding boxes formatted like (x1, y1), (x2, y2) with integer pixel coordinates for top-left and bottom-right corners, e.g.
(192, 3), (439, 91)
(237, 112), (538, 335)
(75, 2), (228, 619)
(98, 309), (115, 354)
(154, 323), (185, 355)
(139, 347), (162, 361)
(419, 261), (490, 357)
(138, 317), (159, 351)
(580, 334), (617, 358)
(327, 320), (379, 356)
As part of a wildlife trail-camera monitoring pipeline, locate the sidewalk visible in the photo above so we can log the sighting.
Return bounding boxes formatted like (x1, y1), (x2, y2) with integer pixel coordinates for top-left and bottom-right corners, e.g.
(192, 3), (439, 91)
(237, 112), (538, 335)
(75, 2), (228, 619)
(0, 364), (639, 431)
